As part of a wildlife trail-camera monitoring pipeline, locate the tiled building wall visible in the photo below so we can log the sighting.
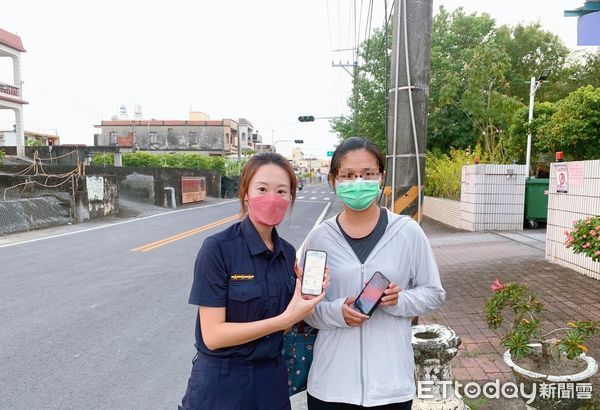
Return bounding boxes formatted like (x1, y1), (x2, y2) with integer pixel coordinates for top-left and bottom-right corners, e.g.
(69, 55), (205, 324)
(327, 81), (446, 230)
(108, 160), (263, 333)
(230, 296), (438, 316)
(545, 160), (600, 280)
(460, 164), (527, 231)
(423, 196), (461, 229)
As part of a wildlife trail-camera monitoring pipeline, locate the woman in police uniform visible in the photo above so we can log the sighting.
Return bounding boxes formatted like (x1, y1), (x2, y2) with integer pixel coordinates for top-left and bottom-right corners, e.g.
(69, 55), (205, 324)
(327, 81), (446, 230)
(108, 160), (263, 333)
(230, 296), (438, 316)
(180, 153), (326, 410)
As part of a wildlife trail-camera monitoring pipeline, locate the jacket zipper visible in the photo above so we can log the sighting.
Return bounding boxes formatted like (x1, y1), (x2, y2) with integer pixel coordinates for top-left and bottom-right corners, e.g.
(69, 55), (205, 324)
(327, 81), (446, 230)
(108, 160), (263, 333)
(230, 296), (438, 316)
(321, 215), (411, 405)
(360, 263), (365, 406)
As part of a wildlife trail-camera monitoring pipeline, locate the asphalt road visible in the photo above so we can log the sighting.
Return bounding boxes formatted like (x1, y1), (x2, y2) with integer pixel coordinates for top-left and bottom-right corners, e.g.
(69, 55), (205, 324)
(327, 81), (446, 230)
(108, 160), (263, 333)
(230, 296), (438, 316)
(0, 182), (334, 409)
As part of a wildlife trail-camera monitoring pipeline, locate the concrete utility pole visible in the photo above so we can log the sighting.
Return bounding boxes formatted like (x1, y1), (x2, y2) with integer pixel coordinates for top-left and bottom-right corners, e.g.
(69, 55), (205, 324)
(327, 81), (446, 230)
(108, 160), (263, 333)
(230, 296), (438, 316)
(385, 0), (433, 223)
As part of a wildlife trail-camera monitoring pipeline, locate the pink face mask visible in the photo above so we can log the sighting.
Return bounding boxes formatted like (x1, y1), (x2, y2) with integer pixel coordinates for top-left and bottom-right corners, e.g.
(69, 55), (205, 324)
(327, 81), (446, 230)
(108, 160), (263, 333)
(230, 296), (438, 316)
(248, 194), (290, 226)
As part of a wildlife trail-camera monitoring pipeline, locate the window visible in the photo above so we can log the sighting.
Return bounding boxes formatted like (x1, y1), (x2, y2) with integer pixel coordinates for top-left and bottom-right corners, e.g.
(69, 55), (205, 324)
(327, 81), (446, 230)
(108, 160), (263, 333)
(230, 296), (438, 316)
(109, 131), (117, 145)
(189, 131), (199, 144)
(242, 132), (246, 142)
(149, 131), (158, 144)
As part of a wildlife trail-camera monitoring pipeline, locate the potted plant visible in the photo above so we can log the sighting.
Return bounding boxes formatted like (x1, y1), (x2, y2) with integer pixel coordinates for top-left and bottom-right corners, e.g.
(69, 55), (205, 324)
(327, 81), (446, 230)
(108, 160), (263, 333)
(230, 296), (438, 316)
(564, 215), (600, 262)
(485, 279), (599, 409)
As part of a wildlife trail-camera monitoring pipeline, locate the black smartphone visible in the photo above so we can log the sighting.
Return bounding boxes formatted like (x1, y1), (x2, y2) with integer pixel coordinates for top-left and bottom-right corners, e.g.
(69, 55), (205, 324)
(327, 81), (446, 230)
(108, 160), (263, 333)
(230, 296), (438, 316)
(301, 250), (327, 296)
(354, 271), (391, 316)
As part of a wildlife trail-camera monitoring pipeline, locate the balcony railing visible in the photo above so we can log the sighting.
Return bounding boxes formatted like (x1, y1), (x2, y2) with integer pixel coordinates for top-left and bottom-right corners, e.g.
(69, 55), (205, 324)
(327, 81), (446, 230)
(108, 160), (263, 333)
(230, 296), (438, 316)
(0, 82), (20, 98)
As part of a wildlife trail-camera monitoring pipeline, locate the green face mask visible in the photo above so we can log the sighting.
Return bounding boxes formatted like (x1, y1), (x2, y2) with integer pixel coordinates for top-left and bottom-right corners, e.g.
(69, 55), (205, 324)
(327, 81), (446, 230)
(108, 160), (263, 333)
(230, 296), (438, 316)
(335, 178), (380, 211)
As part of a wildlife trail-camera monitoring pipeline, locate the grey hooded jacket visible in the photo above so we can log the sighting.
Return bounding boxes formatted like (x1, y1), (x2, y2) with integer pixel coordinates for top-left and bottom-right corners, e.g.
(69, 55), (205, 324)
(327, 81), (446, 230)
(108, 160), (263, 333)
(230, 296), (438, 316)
(299, 209), (446, 406)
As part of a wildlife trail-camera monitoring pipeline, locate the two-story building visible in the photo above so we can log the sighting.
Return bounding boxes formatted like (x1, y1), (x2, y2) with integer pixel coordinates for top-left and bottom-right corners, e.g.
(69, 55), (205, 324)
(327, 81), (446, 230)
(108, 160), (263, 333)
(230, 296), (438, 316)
(94, 112), (244, 156)
(238, 118), (256, 152)
(0, 28), (27, 157)
(0, 130), (60, 146)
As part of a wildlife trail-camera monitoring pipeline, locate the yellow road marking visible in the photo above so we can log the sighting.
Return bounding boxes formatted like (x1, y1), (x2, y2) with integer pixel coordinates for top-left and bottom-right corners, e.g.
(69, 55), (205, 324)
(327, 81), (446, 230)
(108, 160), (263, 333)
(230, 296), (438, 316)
(131, 214), (239, 252)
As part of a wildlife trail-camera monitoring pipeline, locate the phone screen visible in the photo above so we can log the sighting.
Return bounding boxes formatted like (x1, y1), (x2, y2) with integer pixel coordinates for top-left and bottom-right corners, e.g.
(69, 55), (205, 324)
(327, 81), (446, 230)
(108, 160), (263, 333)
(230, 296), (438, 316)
(301, 250), (327, 296)
(355, 271), (390, 315)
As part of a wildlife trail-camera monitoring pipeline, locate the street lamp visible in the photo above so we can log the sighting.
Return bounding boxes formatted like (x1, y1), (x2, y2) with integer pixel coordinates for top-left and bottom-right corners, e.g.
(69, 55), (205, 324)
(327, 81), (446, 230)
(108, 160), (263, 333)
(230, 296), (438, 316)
(525, 69), (551, 175)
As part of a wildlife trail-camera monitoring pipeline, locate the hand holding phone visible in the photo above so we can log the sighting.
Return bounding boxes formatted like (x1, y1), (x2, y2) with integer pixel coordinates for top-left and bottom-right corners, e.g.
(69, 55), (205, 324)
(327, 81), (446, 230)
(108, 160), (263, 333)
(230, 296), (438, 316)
(342, 297), (369, 326)
(354, 271), (391, 316)
(301, 250), (327, 296)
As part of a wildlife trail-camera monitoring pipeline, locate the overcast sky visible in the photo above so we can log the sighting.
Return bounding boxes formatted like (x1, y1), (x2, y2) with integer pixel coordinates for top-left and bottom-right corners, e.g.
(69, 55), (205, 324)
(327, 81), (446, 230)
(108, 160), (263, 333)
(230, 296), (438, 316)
(0, 0), (590, 158)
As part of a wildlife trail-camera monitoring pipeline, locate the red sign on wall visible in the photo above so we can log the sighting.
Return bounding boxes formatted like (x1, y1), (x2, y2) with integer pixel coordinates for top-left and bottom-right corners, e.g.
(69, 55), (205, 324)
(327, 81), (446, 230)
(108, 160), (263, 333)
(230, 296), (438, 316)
(181, 176), (206, 204)
(117, 135), (134, 147)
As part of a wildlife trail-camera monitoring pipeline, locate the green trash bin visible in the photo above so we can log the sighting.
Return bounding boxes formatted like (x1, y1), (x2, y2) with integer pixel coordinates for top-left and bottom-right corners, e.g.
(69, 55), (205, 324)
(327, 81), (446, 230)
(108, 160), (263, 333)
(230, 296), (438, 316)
(524, 177), (549, 229)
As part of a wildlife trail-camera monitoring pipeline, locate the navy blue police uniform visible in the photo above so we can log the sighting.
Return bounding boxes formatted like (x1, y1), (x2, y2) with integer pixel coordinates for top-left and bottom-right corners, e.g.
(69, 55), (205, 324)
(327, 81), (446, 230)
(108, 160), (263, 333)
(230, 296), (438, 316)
(180, 217), (296, 410)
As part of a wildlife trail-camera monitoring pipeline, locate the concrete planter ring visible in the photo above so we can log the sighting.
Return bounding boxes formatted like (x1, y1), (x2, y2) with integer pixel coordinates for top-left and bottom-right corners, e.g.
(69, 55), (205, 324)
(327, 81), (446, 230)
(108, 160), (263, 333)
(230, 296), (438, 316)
(503, 343), (598, 410)
(411, 324), (469, 410)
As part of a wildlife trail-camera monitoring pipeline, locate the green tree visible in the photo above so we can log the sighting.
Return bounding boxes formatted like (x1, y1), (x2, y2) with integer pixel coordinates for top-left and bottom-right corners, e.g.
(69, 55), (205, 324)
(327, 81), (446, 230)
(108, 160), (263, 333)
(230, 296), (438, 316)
(505, 101), (557, 164)
(430, 8), (525, 159)
(26, 139), (43, 146)
(123, 152), (162, 167)
(90, 151), (228, 173)
(540, 85), (600, 160)
(428, 7), (498, 151)
(0, 149), (5, 167)
(90, 153), (114, 166)
(543, 50), (600, 102)
(331, 27), (390, 153)
(457, 41), (524, 159)
(425, 146), (488, 200)
(496, 22), (570, 103)
(570, 51), (600, 89)
(331, 6), (596, 160)
(503, 102), (556, 165)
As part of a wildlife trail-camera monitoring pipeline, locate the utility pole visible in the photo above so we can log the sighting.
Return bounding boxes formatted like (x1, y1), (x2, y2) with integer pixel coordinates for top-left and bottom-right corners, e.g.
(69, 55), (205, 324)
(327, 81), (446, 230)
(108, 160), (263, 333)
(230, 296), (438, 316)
(332, 52), (359, 131)
(525, 69), (551, 176)
(385, 0), (433, 223)
(237, 129), (241, 162)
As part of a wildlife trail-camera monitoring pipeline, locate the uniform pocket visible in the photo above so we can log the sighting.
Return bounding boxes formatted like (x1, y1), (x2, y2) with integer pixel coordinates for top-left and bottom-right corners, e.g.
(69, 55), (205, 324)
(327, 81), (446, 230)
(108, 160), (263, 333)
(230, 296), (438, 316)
(229, 283), (262, 301)
(227, 283), (265, 322)
(183, 366), (217, 409)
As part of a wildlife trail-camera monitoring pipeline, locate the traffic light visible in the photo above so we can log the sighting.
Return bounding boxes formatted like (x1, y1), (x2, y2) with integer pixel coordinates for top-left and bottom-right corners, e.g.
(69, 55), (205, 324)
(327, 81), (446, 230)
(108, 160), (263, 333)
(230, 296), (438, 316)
(294, 139), (304, 144)
(298, 116), (315, 122)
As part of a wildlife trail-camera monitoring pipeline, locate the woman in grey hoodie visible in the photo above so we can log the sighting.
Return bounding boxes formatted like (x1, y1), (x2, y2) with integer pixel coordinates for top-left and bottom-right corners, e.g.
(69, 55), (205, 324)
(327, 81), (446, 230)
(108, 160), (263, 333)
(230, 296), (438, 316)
(299, 137), (446, 409)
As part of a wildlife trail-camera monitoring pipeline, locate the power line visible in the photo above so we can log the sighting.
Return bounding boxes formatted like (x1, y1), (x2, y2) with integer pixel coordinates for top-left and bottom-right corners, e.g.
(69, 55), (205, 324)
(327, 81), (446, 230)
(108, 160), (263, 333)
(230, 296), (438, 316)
(356, 0), (364, 60)
(363, 0), (375, 62)
(338, 0), (342, 51)
(325, 0), (334, 51)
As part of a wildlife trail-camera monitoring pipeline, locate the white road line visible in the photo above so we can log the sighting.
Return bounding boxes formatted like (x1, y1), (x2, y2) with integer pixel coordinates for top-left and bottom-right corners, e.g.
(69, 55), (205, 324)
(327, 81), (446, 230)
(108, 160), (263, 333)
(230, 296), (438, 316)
(323, 197), (330, 201)
(297, 196), (305, 199)
(310, 197), (317, 200)
(296, 202), (331, 259)
(0, 200), (238, 249)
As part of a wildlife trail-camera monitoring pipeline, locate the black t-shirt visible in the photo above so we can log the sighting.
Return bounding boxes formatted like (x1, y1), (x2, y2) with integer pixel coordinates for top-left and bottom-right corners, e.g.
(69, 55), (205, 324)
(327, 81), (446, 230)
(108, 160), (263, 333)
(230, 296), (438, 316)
(336, 207), (388, 264)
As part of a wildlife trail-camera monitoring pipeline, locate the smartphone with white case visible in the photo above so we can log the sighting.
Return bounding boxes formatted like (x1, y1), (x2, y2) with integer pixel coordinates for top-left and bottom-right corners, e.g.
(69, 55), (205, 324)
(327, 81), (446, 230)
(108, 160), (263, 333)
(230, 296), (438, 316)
(301, 250), (327, 296)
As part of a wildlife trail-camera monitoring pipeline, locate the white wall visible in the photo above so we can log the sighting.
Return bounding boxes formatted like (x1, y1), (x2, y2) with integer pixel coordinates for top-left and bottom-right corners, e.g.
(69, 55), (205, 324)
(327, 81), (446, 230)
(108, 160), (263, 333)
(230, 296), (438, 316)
(460, 164), (527, 231)
(423, 196), (461, 229)
(0, 130), (16, 146)
(545, 160), (600, 280)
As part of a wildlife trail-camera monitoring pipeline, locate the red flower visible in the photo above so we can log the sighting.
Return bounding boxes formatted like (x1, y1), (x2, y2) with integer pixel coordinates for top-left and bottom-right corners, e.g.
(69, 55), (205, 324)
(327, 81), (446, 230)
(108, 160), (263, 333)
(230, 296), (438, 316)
(491, 278), (505, 292)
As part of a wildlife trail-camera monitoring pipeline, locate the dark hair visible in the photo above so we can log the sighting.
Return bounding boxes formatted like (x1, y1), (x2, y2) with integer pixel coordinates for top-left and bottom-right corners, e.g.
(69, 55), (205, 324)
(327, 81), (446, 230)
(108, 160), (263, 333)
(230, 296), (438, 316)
(328, 137), (385, 185)
(239, 152), (297, 216)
